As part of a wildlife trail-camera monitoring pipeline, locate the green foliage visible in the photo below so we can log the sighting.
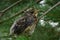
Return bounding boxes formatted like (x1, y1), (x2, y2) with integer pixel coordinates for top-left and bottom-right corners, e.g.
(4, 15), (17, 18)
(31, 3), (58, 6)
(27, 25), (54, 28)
(45, 0), (60, 6)
(0, 0), (60, 40)
(45, 5), (60, 22)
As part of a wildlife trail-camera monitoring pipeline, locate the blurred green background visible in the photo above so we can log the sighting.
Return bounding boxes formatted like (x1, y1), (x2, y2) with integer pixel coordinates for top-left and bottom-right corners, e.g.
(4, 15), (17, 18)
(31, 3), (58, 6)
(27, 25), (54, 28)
(0, 0), (60, 40)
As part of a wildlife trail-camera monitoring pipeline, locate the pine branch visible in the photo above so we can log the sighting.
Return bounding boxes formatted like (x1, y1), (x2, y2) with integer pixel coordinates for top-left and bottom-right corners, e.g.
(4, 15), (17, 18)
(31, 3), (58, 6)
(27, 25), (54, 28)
(0, 4), (30, 24)
(38, 1), (60, 21)
(0, 0), (22, 17)
(0, 0), (22, 13)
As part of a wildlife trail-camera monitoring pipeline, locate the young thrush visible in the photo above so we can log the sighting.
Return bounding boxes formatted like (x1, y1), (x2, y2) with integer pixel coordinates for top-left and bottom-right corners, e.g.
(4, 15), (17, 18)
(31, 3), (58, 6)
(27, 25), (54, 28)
(9, 8), (38, 36)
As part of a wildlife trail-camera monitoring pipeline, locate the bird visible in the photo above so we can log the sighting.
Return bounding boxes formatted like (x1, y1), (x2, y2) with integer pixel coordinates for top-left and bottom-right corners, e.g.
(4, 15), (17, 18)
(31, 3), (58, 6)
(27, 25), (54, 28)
(9, 7), (38, 37)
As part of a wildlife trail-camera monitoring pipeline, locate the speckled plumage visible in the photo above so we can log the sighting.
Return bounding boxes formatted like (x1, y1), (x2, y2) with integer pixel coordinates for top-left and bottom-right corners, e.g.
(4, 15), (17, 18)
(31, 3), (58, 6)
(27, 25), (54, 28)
(9, 8), (38, 36)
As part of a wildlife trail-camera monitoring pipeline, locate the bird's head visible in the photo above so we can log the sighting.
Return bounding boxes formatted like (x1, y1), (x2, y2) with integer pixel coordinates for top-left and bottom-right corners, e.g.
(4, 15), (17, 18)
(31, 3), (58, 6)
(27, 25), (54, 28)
(24, 7), (39, 17)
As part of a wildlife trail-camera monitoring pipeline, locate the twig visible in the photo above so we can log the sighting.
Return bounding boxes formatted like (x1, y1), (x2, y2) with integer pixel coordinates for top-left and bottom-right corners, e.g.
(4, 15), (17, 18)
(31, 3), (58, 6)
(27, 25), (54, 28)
(38, 1), (60, 21)
(0, 4), (30, 24)
(0, 0), (22, 13)
(0, 1), (36, 24)
(0, 0), (22, 17)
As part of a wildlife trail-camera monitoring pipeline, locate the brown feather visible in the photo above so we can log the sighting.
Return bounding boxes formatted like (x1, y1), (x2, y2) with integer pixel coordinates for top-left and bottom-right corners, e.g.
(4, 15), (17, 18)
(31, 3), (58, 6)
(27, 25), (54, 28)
(10, 8), (38, 36)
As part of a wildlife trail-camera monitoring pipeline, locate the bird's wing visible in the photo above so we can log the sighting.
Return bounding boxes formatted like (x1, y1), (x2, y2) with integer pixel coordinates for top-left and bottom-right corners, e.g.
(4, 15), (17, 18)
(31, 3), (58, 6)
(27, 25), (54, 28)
(10, 16), (25, 35)
(24, 22), (36, 35)
(11, 16), (35, 35)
